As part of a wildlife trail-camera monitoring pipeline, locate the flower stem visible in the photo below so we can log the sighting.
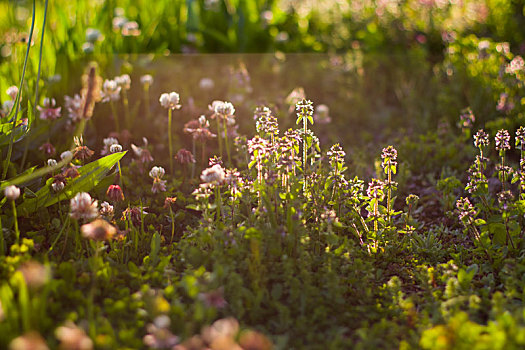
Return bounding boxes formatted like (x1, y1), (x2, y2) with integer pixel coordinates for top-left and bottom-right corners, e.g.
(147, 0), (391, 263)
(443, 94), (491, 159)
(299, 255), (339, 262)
(122, 90), (131, 129)
(191, 138), (196, 179)
(223, 118), (231, 166)
(303, 118), (308, 193)
(110, 100), (120, 133)
(168, 108), (174, 175)
(144, 86), (151, 119)
(0, 214), (4, 255)
(11, 200), (20, 244)
(216, 118), (223, 159)
(2, 0), (36, 180)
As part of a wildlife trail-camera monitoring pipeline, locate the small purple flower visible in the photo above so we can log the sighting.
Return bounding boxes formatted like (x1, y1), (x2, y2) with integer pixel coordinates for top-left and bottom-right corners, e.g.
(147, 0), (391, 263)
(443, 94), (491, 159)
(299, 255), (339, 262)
(37, 98), (61, 121)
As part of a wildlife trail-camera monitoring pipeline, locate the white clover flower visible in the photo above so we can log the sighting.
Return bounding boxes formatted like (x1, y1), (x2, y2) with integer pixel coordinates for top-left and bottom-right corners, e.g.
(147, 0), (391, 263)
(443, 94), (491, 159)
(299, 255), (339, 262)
(198, 78), (214, 91)
(140, 74), (153, 86)
(313, 104), (331, 124)
(198, 115), (209, 127)
(101, 79), (121, 102)
(70, 192), (98, 221)
(2, 100), (14, 115)
(200, 164), (225, 184)
(122, 21), (141, 36)
(213, 101), (235, 117)
(82, 42), (94, 53)
(4, 185), (20, 201)
(100, 201), (114, 217)
(6, 86), (18, 100)
(47, 159), (58, 167)
(64, 94), (84, 122)
(149, 166), (165, 179)
(159, 92), (181, 110)
(81, 219), (116, 241)
(61, 151), (73, 160)
(110, 144), (123, 153)
(115, 74), (131, 90)
(103, 137), (119, 147)
(86, 28), (102, 43)
(52, 181), (65, 193)
(113, 16), (128, 30)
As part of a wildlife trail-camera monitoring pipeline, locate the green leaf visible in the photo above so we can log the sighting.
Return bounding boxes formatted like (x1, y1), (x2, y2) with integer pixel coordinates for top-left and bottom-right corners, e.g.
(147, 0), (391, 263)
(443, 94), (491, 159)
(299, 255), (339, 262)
(17, 152), (126, 216)
(489, 223), (506, 246)
(150, 232), (161, 266)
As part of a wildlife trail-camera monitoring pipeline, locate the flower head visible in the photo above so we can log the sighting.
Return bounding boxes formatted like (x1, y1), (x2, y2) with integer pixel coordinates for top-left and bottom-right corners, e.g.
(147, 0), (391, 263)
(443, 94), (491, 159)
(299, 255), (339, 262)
(199, 78), (214, 91)
(6, 85), (18, 100)
(149, 166), (166, 179)
(211, 100), (235, 118)
(85, 28), (102, 43)
(327, 144), (345, 168)
(70, 192), (98, 221)
(122, 206), (147, 226)
(200, 164), (225, 185)
(106, 185), (124, 202)
(143, 315), (179, 349)
(37, 98), (61, 121)
(505, 56), (524, 76)
(159, 92), (181, 110)
(183, 117), (216, 141)
(313, 104), (331, 124)
(459, 107), (475, 129)
(18, 261), (50, 289)
(4, 185), (20, 201)
(55, 322), (93, 350)
(81, 219), (117, 241)
(101, 79), (121, 102)
(456, 197), (476, 223)
(101, 137), (119, 156)
(473, 129), (490, 148)
(64, 94), (84, 123)
(99, 201), (114, 218)
(176, 149), (196, 165)
(140, 74), (153, 86)
(367, 179), (385, 200)
(110, 144), (122, 153)
(131, 138), (154, 165)
(115, 74), (131, 90)
(495, 129), (511, 151)
(9, 332), (49, 350)
(122, 21), (141, 36)
(64, 94), (84, 122)
(73, 136), (94, 161)
(149, 166), (166, 193)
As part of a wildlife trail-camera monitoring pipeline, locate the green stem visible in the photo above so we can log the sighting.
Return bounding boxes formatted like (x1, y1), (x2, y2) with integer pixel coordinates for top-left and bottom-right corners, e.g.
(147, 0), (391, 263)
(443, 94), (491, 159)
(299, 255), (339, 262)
(169, 208), (175, 245)
(303, 115), (307, 194)
(168, 108), (173, 175)
(191, 138), (196, 179)
(216, 118), (223, 159)
(122, 90), (130, 129)
(2, 0), (36, 180)
(117, 160), (123, 187)
(49, 216), (70, 255)
(144, 86), (151, 119)
(34, 0), (49, 125)
(215, 185), (222, 222)
(0, 214), (4, 255)
(387, 167), (392, 225)
(110, 100), (120, 133)
(11, 200), (20, 244)
(223, 118), (231, 166)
